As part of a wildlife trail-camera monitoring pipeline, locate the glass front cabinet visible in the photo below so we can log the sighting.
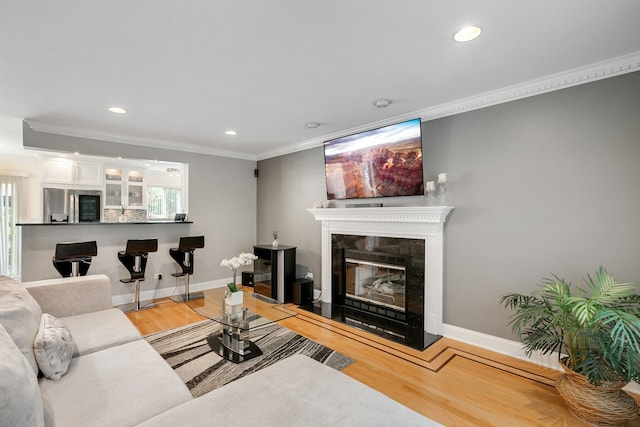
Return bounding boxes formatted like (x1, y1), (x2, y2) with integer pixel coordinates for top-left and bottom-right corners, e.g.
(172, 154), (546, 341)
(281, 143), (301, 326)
(104, 167), (145, 209)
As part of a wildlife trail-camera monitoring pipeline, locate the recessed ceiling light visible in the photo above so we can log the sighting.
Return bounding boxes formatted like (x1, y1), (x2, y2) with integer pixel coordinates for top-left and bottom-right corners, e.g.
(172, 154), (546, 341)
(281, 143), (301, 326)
(305, 122), (319, 129)
(225, 130), (237, 136)
(373, 99), (392, 108)
(108, 106), (127, 114)
(73, 152), (80, 155)
(454, 26), (482, 42)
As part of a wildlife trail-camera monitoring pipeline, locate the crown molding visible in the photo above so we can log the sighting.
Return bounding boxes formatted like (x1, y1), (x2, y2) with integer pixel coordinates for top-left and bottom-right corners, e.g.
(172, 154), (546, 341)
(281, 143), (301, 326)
(25, 120), (257, 161)
(22, 51), (640, 163)
(257, 50), (640, 161)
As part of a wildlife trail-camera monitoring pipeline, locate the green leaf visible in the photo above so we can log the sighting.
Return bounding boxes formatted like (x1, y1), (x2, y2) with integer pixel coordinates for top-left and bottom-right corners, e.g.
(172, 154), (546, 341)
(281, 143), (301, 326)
(500, 267), (640, 385)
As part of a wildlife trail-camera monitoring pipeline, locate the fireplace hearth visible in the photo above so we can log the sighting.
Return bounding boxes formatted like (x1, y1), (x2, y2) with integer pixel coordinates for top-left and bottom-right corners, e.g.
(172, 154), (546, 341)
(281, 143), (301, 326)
(303, 234), (436, 350)
(307, 206), (454, 349)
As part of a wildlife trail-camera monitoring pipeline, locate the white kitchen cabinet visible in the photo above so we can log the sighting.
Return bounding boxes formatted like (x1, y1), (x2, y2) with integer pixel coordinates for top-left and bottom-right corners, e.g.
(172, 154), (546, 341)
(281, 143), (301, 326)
(104, 167), (146, 209)
(41, 158), (73, 183)
(75, 161), (103, 185)
(41, 158), (103, 186)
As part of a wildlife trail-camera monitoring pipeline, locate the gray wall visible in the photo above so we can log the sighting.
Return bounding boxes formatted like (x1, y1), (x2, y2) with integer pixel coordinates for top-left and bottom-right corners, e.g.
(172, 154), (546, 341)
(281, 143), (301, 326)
(23, 125), (258, 295)
(256, 148), (326, 279)
(256, 71), (640, 340)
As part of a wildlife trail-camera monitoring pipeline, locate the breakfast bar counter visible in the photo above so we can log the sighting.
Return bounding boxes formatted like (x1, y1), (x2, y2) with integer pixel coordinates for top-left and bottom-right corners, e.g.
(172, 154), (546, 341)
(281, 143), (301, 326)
(17, 221), (194, 226)
(18, 220), (197, 296)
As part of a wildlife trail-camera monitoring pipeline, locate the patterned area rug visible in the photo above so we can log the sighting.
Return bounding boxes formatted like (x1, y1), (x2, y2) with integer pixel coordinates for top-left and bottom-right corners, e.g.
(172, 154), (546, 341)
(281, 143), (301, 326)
(145, 319), (354, 397)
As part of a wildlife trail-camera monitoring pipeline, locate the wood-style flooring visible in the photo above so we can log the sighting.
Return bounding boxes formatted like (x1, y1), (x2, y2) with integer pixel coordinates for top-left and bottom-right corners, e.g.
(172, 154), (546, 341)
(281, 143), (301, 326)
(127, 298), (640, 426)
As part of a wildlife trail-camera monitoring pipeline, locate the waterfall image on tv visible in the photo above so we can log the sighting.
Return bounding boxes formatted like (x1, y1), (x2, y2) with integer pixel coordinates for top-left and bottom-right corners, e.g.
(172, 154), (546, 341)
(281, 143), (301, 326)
(324, 118), (424, 200)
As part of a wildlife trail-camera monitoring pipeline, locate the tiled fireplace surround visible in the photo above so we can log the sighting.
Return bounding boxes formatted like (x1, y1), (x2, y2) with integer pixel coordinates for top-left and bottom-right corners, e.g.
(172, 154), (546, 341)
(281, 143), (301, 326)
(308, 206), (454, 342)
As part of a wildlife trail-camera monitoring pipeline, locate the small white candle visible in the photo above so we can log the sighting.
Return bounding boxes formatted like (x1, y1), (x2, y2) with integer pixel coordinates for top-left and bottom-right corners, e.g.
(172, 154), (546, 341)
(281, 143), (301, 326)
(426, 181), (435, 191)
(438, 173), (447, 184)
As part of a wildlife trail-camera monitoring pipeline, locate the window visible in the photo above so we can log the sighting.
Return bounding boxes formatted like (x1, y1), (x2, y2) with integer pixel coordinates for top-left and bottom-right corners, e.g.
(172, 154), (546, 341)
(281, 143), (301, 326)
(0, 175), (22, 278)
(148, 186), (182, 219)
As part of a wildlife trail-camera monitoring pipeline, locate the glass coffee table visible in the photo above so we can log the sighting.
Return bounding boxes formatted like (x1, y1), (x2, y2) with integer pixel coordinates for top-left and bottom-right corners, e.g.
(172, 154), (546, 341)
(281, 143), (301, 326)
(186, 287), (297, 363)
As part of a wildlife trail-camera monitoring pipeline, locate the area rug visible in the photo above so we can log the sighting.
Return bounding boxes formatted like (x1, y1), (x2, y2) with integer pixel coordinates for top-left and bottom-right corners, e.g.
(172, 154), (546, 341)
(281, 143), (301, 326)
(144, 319), (354, 397)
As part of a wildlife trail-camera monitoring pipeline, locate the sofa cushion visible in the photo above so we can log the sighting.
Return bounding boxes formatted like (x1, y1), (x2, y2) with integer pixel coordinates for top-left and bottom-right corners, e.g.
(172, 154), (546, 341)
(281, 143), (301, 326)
(138, 354), (440, 427)
(60, 308), (141, 357)
(23, 274), (113, 318)
(33, 313), (75, 380)
(0, 275), (43, 375)
(0, 322), (45, 427)
(39, 339), (192, 427)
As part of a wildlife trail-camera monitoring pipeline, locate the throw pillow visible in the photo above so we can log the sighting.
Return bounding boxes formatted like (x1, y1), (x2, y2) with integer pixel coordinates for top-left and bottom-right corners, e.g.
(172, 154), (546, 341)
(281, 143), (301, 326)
(0, 275), (43, 375)
(33, 313), (75, 380)
(0, 322), (45, 427)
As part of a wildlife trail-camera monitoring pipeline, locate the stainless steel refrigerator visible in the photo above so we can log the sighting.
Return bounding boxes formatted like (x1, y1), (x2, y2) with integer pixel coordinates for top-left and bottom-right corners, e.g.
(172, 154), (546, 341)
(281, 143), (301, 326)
(43, 187), (102, 223)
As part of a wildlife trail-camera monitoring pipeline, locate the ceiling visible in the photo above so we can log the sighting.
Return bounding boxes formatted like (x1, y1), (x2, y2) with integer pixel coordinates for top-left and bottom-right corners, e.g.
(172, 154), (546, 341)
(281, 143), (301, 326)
(1, 1), (640, 161)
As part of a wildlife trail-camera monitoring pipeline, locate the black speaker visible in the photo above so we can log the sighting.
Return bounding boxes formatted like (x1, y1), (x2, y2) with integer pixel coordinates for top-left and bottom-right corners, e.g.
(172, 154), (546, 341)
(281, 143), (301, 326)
(291, 278), (313, 305)
(242, 271), (254, 287)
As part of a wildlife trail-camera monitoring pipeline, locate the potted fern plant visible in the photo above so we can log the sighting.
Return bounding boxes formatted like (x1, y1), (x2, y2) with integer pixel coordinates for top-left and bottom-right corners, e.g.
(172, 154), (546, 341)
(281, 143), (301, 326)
(500, 267), (640, 425)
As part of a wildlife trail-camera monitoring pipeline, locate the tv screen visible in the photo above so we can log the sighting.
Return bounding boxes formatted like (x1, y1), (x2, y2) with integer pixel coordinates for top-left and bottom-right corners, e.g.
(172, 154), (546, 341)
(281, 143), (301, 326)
(324, 118), (424, 200)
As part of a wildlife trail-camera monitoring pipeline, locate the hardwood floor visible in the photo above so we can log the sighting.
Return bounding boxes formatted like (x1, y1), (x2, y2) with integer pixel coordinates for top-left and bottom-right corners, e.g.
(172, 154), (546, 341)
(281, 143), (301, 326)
(127, 298), (640, 426)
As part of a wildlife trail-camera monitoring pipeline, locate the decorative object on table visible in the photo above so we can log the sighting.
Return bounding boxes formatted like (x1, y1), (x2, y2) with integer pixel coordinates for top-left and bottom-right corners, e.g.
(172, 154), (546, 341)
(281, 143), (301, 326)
(312, 200), (324, 209)
(220, 252), (258, 299)
(119, 206), (126, 222)
(272, 230), (279, 247)
(220, 252), (258, 306)
(224, 285), (243, 306)
(220, 252), (256, 323)
(500, 267), (640, 425)
(436, 173), (447, 205)
(425, 181), (436, 205)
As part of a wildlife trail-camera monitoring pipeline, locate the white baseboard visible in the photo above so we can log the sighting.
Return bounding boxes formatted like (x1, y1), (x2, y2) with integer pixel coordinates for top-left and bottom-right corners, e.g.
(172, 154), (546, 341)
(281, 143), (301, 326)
(111, 279), (227, 306)
(442, 323), (640, 395)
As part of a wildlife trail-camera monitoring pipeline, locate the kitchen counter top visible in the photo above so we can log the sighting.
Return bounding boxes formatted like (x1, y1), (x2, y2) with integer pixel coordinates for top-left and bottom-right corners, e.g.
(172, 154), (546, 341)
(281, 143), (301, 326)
(16, 221), (193, 226)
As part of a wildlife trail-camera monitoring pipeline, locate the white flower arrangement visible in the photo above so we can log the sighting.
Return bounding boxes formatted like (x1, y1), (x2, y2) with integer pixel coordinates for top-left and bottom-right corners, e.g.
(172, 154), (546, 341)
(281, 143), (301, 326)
(220, 252), (258, 293)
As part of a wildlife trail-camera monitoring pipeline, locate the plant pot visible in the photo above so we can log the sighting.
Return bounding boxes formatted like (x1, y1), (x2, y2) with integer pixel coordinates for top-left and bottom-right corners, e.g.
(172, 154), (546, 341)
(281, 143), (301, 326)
(226, 291), (243, 306)
(555, 358), (638, 425)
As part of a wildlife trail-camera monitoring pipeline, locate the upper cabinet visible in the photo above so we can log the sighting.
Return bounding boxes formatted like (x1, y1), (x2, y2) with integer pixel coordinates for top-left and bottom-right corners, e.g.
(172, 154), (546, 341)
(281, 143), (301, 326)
(104, 167), (145, 209)
(40, 157), (103, 186)
(75, 161), (103, 185)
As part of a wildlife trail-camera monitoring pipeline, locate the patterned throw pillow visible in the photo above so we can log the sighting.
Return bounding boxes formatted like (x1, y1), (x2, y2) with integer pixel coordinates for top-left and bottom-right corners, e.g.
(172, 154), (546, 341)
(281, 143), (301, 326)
(33, 313), (75, 380)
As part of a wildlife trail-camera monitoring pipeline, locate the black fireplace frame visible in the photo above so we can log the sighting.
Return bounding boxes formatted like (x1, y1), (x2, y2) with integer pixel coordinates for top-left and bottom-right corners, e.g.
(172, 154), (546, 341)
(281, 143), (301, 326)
(327, 234), (431, 349)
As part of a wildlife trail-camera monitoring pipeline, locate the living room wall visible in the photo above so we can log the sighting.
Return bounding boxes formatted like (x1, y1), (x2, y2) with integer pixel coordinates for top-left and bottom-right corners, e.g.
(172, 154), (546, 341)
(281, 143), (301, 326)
(256, 70), (640, 340)
(21, 125), (258, 295)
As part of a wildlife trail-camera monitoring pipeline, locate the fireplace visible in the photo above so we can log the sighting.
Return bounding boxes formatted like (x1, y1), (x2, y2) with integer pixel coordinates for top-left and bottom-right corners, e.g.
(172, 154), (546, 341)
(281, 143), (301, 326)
(308, 206), (453, 349)
(344, 250), (408, 317)
(329, 234), (427, 348)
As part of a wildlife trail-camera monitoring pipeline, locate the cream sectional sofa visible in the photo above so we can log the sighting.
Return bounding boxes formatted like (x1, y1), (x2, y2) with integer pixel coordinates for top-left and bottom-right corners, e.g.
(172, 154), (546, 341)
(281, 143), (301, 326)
(0, 274), (440, 427)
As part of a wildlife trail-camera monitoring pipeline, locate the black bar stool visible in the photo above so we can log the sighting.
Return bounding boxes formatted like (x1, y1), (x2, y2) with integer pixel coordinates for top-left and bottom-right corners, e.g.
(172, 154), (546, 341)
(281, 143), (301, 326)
(117, 238), (158, 312)
(169, 236), (205, 302)
(52, 241), (98, 277)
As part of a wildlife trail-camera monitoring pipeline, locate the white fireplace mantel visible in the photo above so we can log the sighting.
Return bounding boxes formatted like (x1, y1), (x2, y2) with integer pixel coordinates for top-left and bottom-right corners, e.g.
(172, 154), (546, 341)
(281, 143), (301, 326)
(307, 206), (454, 336)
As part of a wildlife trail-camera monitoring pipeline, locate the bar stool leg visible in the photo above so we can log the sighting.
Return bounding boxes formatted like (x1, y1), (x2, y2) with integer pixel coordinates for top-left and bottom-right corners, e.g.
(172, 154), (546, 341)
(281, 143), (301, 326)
(134, 279), (141, 310)
(71, 261), (79, 277)
(170, 274), (204, 302)
(117, 279), (157, 313)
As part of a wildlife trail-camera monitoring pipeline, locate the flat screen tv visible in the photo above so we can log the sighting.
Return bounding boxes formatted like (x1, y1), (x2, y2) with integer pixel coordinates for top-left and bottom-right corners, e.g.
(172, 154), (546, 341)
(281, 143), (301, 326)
(323, 118), (424, 200)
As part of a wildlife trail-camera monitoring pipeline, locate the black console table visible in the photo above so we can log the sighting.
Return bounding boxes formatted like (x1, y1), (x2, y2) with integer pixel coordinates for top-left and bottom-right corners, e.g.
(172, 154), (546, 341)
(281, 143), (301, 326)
(253, 244), (296, 303)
